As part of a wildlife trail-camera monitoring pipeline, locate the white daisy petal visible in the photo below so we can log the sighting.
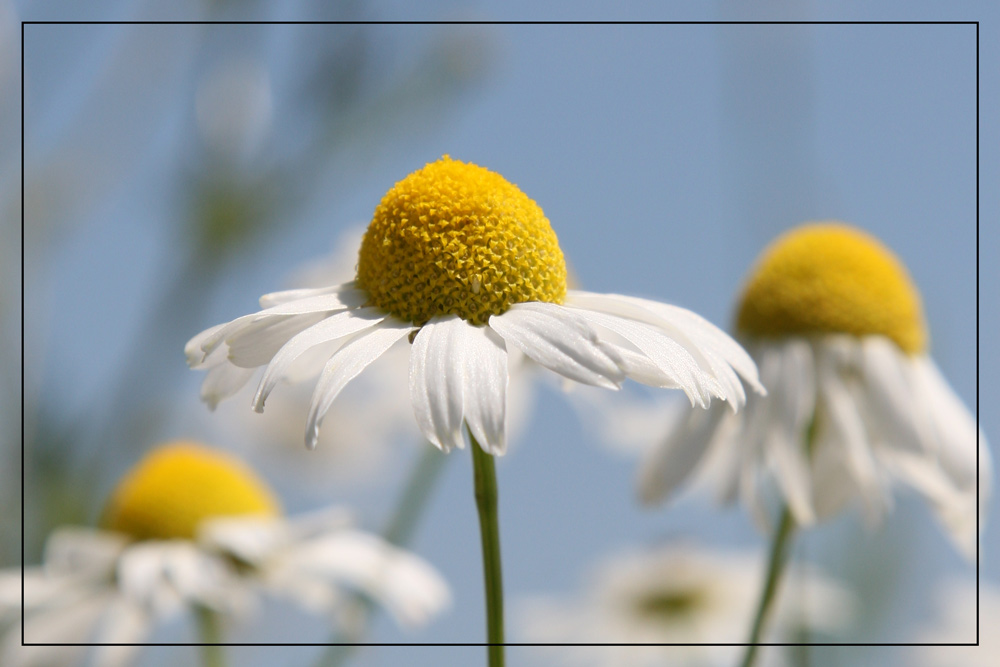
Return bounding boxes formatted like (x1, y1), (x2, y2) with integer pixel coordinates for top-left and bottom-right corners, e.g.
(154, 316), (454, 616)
(566, 290), (764, 393)
(226, 312), (328, 368)
(809, 418), (860, 522)
(280, 338), (345, 384)
(252, 307), (386, 412)
(739, 451), (770, 533)
(284, 506), (357, 541)
(819, 347), (887, 525)
(765, 340), (816, 525)
(489, 302), (625, 389)
(116, 544), (183, 616)
(649, 301), (764, 394)
(911, 356), (991, 554)
(44, 528), (128, 579)
(913, 357), (985, 491)
(569, 307), (722, 407)
(185, 324), (226, 368)
(701, 409), (744, 506)
(91, 598), (153, 667)
(637, 400), (728, 505)
(306, 319), (414, 450)
(738, 345), (782, 531)
(199, 291), (359, 357)
(609, 345), (686, 388)
(460, 325), (509, 456)
(409, 316), (470, 453)
(200, 516), (288, 566)
(258, 282), (364, 308)
(272, 530), (450, 629)
(572, 291), (751, 408)
(201, 362), (256, 410)
(10, 591), (116, 663)
(860, 337), (935, 456)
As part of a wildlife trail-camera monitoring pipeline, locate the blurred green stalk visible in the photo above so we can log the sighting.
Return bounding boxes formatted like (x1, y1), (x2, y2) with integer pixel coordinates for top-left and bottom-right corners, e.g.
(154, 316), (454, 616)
(196, 606), (225, 667)
(740, 505), (796, 667)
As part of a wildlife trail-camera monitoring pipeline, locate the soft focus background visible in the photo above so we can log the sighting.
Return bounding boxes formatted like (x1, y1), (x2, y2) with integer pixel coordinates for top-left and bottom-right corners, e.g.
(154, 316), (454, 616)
(11, 2), (998, 666)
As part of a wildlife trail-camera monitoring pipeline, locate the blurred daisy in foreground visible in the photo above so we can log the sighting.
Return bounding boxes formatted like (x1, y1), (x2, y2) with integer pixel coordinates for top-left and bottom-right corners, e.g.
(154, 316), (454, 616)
(639, 223), (990, 558)
(186, 155), (762, 456)
(908, 577), (1000, 666)
(0, 442), (449, 666)
(518, 543), (854, 667)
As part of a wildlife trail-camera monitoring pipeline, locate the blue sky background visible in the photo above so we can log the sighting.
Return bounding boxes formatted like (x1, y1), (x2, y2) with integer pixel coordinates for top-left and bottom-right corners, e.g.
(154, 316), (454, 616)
(14, 2), (999, 666)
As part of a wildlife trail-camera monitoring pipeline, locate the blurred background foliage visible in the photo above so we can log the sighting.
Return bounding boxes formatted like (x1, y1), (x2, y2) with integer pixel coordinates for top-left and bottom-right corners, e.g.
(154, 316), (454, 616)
(17, 11), (494, 564)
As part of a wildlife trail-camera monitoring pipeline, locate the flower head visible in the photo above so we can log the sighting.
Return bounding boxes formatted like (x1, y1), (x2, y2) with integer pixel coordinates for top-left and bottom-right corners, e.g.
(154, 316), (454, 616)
(638, 222), (989, 557)
(102, 442), (279, 541)
(736, 223), (926, 353)
(358, 155), (566, 325)
(187, 157), (762, 456)
(518, 543), (854, 666)
(1, 442), (449, 664)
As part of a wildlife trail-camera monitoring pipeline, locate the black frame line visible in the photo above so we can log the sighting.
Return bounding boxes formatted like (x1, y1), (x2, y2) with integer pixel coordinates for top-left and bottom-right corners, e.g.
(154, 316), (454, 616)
(19, 18), (981, 651)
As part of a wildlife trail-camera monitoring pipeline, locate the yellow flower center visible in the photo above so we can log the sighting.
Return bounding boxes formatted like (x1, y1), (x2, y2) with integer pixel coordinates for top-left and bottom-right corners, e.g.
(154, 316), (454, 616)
(634, 589), (704, 620)
(357, 156), (567, 325)
(735, 222), (927, 354)
(103, 441), (280, 541)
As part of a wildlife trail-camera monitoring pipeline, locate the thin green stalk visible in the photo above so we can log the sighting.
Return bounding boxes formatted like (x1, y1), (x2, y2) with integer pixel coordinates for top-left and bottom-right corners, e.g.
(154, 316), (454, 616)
(470, 432), (504, 667)
(739, 506), (796, 667)
(196, 606), (225, 667)
(318, 444), (448, 667)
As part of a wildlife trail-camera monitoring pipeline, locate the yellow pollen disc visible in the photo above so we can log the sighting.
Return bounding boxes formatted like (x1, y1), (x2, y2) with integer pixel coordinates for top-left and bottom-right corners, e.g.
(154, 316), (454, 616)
(735, 222), (927, 354)
(357, 156), (567, 325)
(103, 441), (280, 541)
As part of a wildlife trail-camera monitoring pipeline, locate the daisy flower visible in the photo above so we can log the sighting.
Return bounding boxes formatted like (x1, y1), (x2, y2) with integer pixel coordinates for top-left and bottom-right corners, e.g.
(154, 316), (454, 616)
(518, 542), (855, 667)
(185, 155), (761, 456)
(185, 156), (761, 662)
(638, 223), (990, 558)
(1, 442), (449, 666)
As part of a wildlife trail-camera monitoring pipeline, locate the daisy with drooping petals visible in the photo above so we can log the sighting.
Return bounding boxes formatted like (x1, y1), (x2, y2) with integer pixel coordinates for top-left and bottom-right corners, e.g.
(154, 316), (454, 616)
(185, 156), (762, 662)
(519, 542), (855, 667)
(186, 156), (761, 456)
(0, 442), (449, 666)
(638, 223), (989, 558)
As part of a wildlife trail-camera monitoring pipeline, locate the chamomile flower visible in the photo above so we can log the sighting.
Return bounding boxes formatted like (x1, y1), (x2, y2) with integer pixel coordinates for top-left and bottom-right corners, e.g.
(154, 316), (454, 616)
(0, 442), (449, 665)
(518, 543), (854, 667)
(186, 156), (761, 456)
(638, 223), (990, 557)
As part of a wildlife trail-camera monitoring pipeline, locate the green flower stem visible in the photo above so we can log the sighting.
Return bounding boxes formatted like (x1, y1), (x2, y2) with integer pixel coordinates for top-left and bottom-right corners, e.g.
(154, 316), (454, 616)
(470, 432), (505, 667)
(319, 444), (449, 667)
(196, 606), (225, 667)
(739, 505), (796, 667)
